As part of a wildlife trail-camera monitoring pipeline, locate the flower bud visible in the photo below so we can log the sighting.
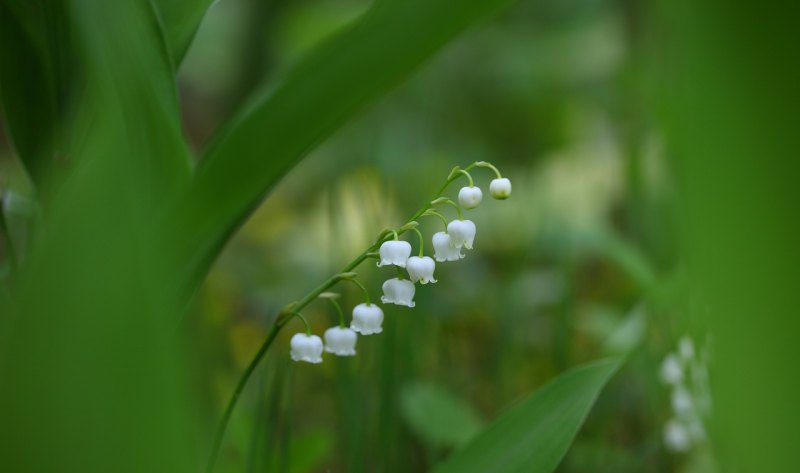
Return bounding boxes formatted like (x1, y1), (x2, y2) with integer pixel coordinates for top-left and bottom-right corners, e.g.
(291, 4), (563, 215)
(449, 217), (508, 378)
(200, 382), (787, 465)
(489, 178), (512, 199)
(381, 278), (416, 307)
(447, 219), (476, 250)
(377, 240), (412, 268)
(458, 186), (483, 209)
(406, 256), (437, 284)
(290, 333), (324, 363)
(351, 303), (384, 335)
(432, 232), (464, 262)
(324, 326), (357, 356)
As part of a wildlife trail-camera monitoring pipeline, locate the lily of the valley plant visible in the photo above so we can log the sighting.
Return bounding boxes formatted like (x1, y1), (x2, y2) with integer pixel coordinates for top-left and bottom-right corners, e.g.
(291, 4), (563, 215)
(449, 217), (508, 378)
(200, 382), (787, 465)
(207, 161), (511, 470)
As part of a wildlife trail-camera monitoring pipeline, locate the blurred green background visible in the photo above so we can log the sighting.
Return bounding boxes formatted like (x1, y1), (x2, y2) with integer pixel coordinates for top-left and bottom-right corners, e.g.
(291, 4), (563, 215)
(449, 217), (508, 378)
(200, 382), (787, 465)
(179, 0), (679, 471)
(1, 0), (797, 472)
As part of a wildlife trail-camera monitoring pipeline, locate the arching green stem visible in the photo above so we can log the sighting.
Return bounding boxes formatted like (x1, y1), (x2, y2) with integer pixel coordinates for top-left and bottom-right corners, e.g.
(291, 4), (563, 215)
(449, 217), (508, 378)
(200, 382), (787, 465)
(207, 163), (479, 473)
(456, 169), (474, 187)
(347, 278), (372, 305)
(422, 209), (450, 232)
(431, 197), (463, 220)
(327, 298), (346, 327)
(410, 227), (425, 257)
(290, 312), (312, 335)
(472, 161), (503, 179)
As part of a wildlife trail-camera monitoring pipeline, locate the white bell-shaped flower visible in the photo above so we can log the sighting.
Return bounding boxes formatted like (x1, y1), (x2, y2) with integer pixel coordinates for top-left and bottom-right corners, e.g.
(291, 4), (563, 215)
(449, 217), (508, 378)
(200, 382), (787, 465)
(458, 186), (483, 209)
(660, 353), (684, 385)
(406, 256), (437, 284)
(489, 177), (512, 199)
(290, 333), (323, 363)
(447, 219), (476, 250)
(351, 303), (384, 335)
(381, 278), (416, 307)
(678, 336), (695, 361)
(671, 385), (694, 415)
(377, 240), (412, 267)
(432, 232), (464, 262)
(663, 418), (692, 452)
(324, 326), (357, 356)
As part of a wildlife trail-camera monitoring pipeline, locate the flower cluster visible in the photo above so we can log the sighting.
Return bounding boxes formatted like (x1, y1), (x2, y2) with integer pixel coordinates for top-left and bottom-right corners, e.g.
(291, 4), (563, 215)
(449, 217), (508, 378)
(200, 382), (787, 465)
(289, 162), (511, 363)
(659, 335), (712, 452)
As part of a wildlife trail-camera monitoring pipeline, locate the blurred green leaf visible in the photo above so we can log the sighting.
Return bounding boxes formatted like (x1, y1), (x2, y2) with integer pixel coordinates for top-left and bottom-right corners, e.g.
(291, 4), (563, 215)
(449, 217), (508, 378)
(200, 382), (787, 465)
(151, 0), (215, 65)
(0, 0), (70, 184)
(0, 1), (196, 471)
(166, 0), (515, 296)
(433, 358), (621, 473)
(401, 382), (483, 450)
(72, 0), (192, 196)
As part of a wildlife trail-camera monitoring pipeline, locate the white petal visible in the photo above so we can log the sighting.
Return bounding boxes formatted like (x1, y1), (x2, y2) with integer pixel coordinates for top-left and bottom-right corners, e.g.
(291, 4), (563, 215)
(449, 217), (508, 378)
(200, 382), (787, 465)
(458, 186), (483, 209)
(290, 333), (324, 363)
(351, 303), (384, 335)
(324, 327), (357, 356)
(432, 232), (464, 262)
(489, 178), (512, 199)
(381, 278), (416, 307)
(377, 240), (412, 267)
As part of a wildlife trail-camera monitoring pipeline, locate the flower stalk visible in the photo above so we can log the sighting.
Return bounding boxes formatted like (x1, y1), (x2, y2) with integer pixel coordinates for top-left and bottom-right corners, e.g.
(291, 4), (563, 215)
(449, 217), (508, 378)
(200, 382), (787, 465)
(205, 161), (507, 472)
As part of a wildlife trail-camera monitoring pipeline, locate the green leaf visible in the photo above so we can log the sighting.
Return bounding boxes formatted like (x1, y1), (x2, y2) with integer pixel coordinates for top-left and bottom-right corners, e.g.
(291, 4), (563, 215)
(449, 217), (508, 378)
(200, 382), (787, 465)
(433, 358), (622, 473)
(0, 0), (70, 185)
(167, 0), (515, 295)
(150, 0), (215, 65)
(69, 0), (192, 196)
(0, 2), (198, 472)
(401, 382), (484, 450)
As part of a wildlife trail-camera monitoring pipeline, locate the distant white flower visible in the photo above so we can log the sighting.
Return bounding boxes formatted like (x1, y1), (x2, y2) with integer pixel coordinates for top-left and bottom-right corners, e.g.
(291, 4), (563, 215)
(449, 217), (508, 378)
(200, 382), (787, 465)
(377, 240), (412, 268)
(290, 333), (323, 363)
(489, 178), (512, 199)
(660, 353), (683, 385)
(447, 219), (476, 250)
(678, 336), (695, 361)
(324, 327), (357, 356)
(664, 418), (692, 452)
(432, 232), (464, 262)
(351, 303), (384, 335)
(671, 385), (694, 415)
(406, 256), (437, 284)
(381, 278), (416, 307)
(458, 186), (483, 209)
(686, 417), (707, 442)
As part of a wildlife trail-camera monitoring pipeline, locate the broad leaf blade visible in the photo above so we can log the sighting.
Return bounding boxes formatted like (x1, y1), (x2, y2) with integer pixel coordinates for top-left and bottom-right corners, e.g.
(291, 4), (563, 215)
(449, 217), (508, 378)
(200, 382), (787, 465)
(70, 0), (192, 195)
(169, 0), (515, 294)
(401, 382), (484, 450)
(0, 2), (197, 472)
(151, 0), (215, 65)
(0, 0), (69, 185)
(434, 358), (622, 473)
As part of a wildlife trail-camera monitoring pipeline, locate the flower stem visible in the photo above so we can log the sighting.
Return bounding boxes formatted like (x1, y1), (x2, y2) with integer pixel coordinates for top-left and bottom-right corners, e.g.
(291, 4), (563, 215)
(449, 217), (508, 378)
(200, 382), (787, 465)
(347, 278), (372, 305)
(422, 209), (449, 232)
(290, 312), (312, 335)
(471, 161), (503, 179)
(205, 321), (284, 473)
(410, 227), (425, 257)
(327, 298), (346, 328)
(206, 164), (473, 471)
(431, 197), (463, 220)
(456, 169), (474, 187)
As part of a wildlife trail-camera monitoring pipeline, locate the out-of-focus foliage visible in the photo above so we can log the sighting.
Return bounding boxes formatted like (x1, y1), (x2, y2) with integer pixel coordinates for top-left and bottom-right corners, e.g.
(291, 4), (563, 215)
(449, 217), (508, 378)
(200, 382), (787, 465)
(0, 0), (797, 471)
(435, 359), (621, 473)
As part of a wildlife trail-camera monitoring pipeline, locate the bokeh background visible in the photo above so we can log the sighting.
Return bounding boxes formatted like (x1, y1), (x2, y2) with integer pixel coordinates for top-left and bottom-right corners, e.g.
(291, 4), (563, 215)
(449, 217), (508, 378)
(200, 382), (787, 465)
(177, 0), (686, 471)
(1, 0), (797, 472)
